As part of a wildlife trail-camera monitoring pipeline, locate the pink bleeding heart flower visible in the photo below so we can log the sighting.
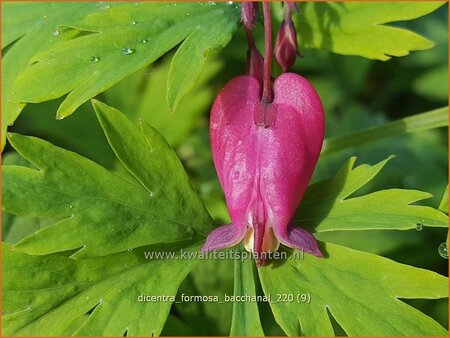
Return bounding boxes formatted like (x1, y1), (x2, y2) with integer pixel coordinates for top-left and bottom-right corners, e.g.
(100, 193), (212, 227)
(202, 73), (324, 266)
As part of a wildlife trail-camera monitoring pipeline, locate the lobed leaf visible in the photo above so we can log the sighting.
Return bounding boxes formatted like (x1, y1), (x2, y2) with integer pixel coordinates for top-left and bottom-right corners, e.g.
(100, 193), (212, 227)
(297, 2), (445, 60)
(259, 243), (448, 336)
(1, 2), (102, 149)
(2, 242), (200, 336)
(3, 101), (213, 257)
(4, 2), (240, 148)
(295, 157), (449, 232)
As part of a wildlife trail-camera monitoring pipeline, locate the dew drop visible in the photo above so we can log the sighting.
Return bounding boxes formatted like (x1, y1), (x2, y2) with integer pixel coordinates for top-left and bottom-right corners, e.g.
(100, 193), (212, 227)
(227, 1), (233, 4)
(43, 14), (48, 19)
(208, 1), (216, 5)
(69, 204), (74, 209)
(438, 242), (448, 259)
(134, 2), (139, 6)
(415, 223), (423, 231)
(127, 248), (133, 252)
(131, 20), (137, 25)
(138, 38), (148, 44)
(53, 29), (60, 37)
(104, 4), (110, 9)
(122, 47), (136, 55)
(90, 56), (100, 63)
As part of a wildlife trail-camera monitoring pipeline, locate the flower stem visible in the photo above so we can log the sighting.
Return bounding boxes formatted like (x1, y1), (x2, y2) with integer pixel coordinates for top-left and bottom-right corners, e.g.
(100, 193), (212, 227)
(262, 2), (273, 103)
(244, 26), (256, 49)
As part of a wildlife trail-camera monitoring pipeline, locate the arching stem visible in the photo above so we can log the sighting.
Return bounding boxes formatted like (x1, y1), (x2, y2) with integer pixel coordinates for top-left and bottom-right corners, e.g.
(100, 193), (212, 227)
(262, 2), (273, 103)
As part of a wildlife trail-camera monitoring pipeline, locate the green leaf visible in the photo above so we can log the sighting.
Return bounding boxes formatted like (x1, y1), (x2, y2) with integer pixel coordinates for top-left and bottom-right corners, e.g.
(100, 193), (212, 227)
(1, 2), (102, 149)
(170, 257), (235, 336)
(439, 185), (448, 214)
(104, 53), (221, 147)
(92, 99), (212, 238)
(259, 243), (448, 336)
(166, 21), (234, 112)
(7, 99), (117, 168)
(414, 65), (449, 101)
(230, 251), (265, 336)
(7, 2), (239, 135)
(321, 106), (449, 155)
(2, 242), (201, 336)
(297, 2), (445, 60)
(295, 157), (449, 232)
(3, 100), (212, 257)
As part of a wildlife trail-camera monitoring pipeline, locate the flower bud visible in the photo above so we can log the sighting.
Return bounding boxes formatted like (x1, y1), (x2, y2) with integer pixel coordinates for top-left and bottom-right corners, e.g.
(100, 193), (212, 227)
(274, 18), (298, 72)
(285, 2), (298, 14)
(241, 2), (258, 29)
(203, 73), (325, 266)
(246, 46), (264, 86)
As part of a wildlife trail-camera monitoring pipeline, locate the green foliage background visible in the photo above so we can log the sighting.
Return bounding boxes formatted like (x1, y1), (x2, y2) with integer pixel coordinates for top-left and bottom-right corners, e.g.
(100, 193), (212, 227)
(2, 1), (448, 336)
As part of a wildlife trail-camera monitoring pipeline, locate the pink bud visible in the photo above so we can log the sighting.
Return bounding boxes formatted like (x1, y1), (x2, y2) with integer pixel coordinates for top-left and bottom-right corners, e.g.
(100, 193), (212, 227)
(203, 73), (324, 266)
(285, 2), (298, 14)
(241, 2), (259, 29)
(274, 18), (298, 72)
(246, 46), (264, 87)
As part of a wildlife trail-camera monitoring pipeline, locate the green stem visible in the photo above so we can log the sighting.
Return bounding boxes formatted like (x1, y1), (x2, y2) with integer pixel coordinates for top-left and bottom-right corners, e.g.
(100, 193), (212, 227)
(321, 106), (448, 155)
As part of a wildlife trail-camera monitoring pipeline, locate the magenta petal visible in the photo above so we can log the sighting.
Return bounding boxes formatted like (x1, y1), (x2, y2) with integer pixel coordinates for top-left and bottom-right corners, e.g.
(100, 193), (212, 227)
(274, 225), (323, 257)
(210, 75), (261, 226)
(201, 224), (247, 253)
(208, 73), (324, 262)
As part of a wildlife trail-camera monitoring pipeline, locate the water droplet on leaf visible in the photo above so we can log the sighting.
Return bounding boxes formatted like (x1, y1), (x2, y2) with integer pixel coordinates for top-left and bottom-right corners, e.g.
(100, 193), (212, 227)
(53, 29), (60, 37)
(438, 242), (448, 259)
(138, 38), (147, 44)
(104, 4), (110, 9)
(227, 1), (233, 4)
(90, 56), (100, 63)
(131, 20), (137, 25)
(122, 47), (135, 55)
(415, 223), (423, 231)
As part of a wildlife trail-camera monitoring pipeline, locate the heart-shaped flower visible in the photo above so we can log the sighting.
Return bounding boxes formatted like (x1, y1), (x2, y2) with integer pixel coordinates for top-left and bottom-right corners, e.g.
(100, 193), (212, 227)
(202, 73), (325, 266)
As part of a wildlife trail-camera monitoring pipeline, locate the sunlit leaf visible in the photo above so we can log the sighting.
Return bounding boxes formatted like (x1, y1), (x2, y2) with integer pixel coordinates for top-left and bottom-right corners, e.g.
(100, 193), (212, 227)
(2, 242), (201, 336)
(7, 2), (239, 135)
(259, 243), (448, 336)
(1, 2), (102, 149)
(296, 157), (448, 232)
(230, 250), (265, 336)
(3, 101), (212, 257)
(297, 2), (445, 60)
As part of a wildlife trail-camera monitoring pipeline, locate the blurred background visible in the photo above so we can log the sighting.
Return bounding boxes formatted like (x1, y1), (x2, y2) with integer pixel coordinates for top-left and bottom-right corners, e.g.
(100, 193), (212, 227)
(2, 3), (448, 336)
